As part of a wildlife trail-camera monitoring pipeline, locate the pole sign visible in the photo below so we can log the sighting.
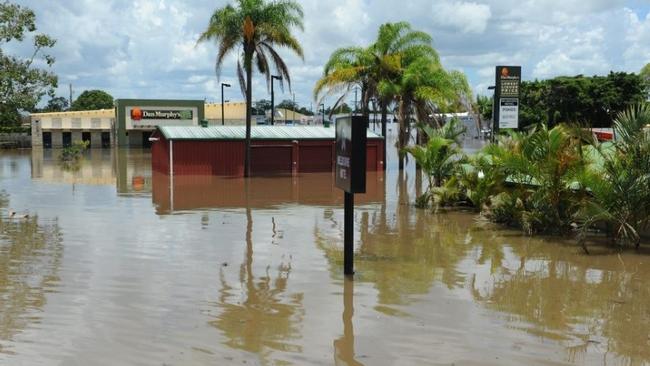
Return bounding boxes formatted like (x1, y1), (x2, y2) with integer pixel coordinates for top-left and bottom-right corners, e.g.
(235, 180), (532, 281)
(494, 66), (521, 130)
(335, 115), (368, 276)
(335, 115), (367, 194)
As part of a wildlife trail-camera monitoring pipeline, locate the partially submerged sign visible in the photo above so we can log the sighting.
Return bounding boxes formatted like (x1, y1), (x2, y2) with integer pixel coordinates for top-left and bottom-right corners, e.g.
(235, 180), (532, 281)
(335, 115), (368, 276)
(335, 115), (367, 194)
(494, 66), (521, 130)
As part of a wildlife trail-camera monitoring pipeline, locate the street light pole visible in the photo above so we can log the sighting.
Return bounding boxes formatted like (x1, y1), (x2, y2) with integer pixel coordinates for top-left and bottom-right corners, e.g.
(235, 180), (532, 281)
(319, 103), (325, 125)
(271, 75), (282, 126)
(221, 83), (231, 126)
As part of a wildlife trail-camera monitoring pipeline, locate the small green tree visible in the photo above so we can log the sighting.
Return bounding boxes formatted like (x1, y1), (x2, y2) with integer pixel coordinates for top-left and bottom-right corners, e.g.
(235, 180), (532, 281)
(0, 1), (57, 126)
(641, 63), (650, 98)
(71, 90), (114, 110)
(42, 96), (68, 112)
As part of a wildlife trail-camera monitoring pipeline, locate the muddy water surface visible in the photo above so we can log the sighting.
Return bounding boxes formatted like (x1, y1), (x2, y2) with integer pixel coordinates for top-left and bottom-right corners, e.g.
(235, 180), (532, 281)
(0, 145), (648, 365)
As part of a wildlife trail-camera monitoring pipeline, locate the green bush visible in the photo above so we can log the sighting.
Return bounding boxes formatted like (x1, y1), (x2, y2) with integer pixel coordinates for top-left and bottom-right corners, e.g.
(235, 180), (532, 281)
(410, 104), (650, 250)
(0, 126), (30, 134)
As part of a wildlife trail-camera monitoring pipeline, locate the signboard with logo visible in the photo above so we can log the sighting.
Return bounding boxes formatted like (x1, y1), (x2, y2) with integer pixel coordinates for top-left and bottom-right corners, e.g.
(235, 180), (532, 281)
(126, 106), (197, 129)
(335, 115), (367, 194)
(494, 66), (521, 130)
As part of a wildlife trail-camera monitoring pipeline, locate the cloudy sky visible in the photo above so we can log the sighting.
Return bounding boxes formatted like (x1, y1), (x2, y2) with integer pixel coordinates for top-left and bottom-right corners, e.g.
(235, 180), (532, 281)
(11, 0), (650, 108)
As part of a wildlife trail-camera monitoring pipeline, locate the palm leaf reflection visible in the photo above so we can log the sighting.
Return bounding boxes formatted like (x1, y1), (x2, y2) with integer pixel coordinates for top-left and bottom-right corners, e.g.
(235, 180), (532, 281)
(209, 207), (304, 363)
(470, 232), (650, 364)
(315, 171), (471, 314)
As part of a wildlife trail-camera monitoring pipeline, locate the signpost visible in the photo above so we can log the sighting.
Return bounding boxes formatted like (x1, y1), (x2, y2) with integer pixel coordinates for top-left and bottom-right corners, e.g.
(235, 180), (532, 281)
(493, 66), (521, 137)
(335, 115), (367, 276)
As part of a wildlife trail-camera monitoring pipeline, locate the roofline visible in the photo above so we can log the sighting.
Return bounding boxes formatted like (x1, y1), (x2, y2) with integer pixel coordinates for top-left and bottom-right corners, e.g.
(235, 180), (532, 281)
(30, 109), (115, 117)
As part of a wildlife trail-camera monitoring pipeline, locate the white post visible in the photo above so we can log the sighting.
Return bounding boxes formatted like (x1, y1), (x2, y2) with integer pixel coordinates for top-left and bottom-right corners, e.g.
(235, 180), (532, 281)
(169, 139), (174, 212)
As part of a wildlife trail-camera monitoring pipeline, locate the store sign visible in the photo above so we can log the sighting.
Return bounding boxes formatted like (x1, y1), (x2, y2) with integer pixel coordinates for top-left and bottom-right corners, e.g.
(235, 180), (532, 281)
(499, 98), (519, 128)
(335, 115), (367, 193)
(495, 66), (521, 129)
(130, 108), (193, 121)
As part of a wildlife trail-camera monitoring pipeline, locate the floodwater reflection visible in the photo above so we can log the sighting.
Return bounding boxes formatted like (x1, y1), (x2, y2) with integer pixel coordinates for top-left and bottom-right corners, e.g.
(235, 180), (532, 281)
(0, 191), (63, 354)
(209, 207), (305, 364)
(334, 278), (364, 366)
(0, 146), (648, 365)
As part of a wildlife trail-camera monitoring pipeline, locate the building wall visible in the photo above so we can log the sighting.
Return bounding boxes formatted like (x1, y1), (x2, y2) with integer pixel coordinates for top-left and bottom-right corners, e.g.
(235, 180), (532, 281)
(91, 131), (102, 147)
(72, 131), (83, 144)
(51, 131), (63, 147)
(152, 136), (384, 177)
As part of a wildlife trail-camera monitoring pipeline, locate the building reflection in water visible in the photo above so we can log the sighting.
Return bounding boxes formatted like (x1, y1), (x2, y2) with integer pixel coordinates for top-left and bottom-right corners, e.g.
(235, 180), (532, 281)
(0, 191), (63, 354)
(152, 171), (385, 214)
(29, 147), (152, 196)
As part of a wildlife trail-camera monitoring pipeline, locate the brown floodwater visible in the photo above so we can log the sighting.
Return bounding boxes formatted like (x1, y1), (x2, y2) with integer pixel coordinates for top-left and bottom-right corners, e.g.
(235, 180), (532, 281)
(0, 136), (648, 365)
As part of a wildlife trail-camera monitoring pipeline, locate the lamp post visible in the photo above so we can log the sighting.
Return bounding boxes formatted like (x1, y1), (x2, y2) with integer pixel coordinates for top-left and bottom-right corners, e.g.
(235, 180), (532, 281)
(319, 103), (325, 126)
(271, 75), (282, 125)
(221, 83), (231, 125)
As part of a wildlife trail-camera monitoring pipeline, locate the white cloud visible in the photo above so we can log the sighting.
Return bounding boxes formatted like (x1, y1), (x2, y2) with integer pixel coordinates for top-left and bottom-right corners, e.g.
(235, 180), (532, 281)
(431, 1), (492, 34)
(16, 0), (650, 106)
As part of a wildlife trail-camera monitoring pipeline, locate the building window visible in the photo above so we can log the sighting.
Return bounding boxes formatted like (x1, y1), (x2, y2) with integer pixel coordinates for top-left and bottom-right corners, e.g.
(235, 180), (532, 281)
(43, 132), (52, 148)
(62, 132), (72, 147)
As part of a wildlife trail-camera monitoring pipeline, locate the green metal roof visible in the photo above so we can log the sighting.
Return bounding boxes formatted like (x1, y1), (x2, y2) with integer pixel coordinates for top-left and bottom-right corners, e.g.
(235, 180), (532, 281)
(158, 125), (383, 140)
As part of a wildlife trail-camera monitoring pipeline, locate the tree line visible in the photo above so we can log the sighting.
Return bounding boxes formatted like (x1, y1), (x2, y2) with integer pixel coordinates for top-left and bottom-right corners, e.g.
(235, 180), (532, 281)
(477, 71), (649, 129)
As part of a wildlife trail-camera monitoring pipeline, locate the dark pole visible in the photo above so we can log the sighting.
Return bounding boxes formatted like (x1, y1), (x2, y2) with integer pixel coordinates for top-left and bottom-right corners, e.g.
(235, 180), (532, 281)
(321, 104), (325, 125)
(488, 85), (496, 143)
(271, 75), (282, 126)
(221, 83), (230, 126)
(344, 191), (354, 276)
(354, 88), (357, 115)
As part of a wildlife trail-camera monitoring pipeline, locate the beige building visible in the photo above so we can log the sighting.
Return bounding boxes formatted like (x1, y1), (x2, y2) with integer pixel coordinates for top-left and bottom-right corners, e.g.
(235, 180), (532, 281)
(31, 109), (115, 148)
(31, 101), (312, 148)
(205, 102), (310, 125)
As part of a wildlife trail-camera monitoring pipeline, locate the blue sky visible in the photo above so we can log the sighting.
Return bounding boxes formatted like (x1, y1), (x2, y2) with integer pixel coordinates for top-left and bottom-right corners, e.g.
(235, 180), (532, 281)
(11, 0), (650, 109)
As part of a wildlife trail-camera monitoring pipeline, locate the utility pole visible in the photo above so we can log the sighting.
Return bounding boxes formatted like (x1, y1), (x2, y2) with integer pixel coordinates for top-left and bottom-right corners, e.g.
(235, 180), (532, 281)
(221, 83), (231, 125)
(69, 84), (73, 109)
(271, 75), (282, 125)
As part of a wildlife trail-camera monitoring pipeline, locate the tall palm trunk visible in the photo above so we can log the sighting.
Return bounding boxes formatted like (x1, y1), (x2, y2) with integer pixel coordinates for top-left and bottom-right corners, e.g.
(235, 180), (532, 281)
(244, 51), (253, 178)
(380, 102), (387, 171)
(398, 101), (408, 170)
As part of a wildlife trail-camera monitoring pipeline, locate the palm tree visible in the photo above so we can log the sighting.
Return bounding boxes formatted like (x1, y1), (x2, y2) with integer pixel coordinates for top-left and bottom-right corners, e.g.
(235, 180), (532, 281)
(315, 22), (436, 171)
(199, 0), (304, 177)
(576, 104), (650, 250)
(382, 54), (472, 169)
(313, 46), (373, 118)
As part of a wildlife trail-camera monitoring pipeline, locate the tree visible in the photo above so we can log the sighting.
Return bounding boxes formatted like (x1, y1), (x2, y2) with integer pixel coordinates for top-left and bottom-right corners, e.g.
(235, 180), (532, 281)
(276, 99), (297, 111)
(199, 0), (304, 177)
(0, 1), (57, 126)
(71, 90), (113, 110)
(297, 106), (312, 116)
(641, 63), (650, 96)
(315, 22), (448, 170)
(42, 96), (68, 112)
(519, 73), (646, 129)
(253, 99), (271, 114)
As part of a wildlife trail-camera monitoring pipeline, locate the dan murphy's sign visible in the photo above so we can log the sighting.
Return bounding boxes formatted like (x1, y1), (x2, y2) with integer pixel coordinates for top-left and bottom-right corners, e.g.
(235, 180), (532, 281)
(494, 66), (521, 130)
(131, 108), (193, 121)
